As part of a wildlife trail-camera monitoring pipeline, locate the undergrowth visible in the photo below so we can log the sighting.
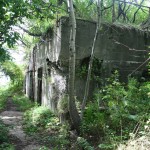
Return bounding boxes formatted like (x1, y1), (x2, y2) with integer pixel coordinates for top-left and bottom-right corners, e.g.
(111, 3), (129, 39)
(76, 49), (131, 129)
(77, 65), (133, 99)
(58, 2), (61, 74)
(13, 94), (34, 111)
(0, 82), (28, 149)
(0, 81), (24, 111)
(81, 72), (150, 149)
(0, 119), (15, 150)
(23, 105), (70, 149)
(0, 86), (11, 111)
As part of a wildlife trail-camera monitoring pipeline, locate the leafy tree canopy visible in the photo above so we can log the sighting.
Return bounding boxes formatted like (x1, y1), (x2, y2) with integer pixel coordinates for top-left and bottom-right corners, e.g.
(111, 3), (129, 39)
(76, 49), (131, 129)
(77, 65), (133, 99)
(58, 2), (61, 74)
(0, 0), (149, 63)
(1, 60), (23, 86)
(0, 0), (64, 62)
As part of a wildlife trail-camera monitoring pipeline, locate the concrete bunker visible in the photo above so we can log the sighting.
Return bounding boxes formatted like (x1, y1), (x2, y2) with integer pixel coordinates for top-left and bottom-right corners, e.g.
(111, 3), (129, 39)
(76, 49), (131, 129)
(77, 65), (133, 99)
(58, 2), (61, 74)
(25, 17), (150, 114)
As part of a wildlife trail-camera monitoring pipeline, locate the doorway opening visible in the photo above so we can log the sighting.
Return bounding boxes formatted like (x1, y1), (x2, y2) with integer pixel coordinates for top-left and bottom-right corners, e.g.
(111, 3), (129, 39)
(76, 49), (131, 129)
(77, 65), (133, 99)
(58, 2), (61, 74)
(37, 68), (42, 105)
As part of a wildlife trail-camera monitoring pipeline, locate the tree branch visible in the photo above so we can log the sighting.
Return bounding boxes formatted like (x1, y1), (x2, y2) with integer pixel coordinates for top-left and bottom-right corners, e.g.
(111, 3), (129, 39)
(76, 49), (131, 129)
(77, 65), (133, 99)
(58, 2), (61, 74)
(132, 0), (145, 23)
(101, 4), (113, 11)
(17, 26), (43, 37)
(116, 0), (150, 9)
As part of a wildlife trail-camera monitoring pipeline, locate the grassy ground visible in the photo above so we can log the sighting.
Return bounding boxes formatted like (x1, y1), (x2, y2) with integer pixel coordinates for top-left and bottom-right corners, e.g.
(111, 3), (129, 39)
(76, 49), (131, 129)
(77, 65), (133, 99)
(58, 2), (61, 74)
(0, 86), (10, 111)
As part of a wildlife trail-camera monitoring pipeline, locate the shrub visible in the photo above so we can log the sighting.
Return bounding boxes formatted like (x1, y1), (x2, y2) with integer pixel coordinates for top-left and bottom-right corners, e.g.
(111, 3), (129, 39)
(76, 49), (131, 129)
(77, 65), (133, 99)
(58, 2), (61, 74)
(81, 102), (105, 137)
(23, 105), (70, 148)
(13, 94), (34, 111)
(0, 119), (9, 143)
(77, 137), (95, 150)
(81, 72), (150, 149)
(23, 106), (59, 133)
(0, 143), (15, 150)
(0, 119), (15, 149)
(0, 86), (11, 111)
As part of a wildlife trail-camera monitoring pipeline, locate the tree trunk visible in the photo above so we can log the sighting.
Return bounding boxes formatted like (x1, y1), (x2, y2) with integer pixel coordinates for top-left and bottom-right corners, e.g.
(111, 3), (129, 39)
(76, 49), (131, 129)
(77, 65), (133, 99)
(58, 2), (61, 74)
(68, 0), (81, 133)
(112, 0), (116, 23)
(81, 0), (101, 119)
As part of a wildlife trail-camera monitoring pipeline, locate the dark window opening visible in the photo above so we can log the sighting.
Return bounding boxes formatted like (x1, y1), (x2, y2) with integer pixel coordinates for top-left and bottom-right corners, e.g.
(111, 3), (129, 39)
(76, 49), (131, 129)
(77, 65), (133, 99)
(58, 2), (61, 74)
(37, 68), (42, 105)
(29, 71), (34, 100)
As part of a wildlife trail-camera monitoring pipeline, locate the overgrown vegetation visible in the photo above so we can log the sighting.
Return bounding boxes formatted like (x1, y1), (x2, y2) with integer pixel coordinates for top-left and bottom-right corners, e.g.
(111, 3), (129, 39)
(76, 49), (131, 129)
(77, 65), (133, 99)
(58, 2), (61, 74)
(76, 57), (104, 83)
(0, 68), (149, 149)
(117, 119), (150, 150)
(0, 78), (24, 111)
(0, 119), (15, 150)
(0, 0), (150, 149)
(0, 87), (9, 111)
(13, 94), (34, 111)
(23, 105), (70, 149)
(81, 71), (150, 149)
(0, 119), (9, 143)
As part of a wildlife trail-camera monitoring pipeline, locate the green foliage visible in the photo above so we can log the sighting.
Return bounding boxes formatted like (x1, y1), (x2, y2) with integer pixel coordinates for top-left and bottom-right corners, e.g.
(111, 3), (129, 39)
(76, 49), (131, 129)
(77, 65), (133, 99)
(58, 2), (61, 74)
(81, 102), (105, 136)
(0, 0), (149, 64)
(74, 0), (149, 24)
(0, 0), (27, 52)
(98, 143), (114, 150)
(0, 143), (15, 150)
(0, 119), (14, 150)
(0, 119), (15, 150)
(0, 48), (10, 62)
(57, 94), (68, 114)
(0, 119), (9, 143)
(76, 57), (103, 83)
(0, 0), (66, 63)
(77, 137), (95, 150)
(23, 105), (70, 148)
(1, 61), (23, 87)
(0, 77), (26, 111)
(81, 72), (150, 149)
(13, 94), (34, 111)
(0, 86), (11, 111)
(74, 0), (97, 20)
(39, 128), (70, 149)
(39, 146), (49, 150)
(23, 106), (59, 133)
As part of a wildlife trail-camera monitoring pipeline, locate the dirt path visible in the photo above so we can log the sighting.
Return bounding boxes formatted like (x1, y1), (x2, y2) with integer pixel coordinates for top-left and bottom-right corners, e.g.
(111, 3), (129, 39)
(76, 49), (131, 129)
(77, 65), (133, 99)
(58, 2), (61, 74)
(0, 97), (46, 150)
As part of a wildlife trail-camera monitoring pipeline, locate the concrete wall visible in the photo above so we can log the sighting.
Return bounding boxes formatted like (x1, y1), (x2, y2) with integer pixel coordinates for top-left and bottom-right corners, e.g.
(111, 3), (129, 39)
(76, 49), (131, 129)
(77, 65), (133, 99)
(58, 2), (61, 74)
(25, 17), (150, 113)
(25, 26), (67, 113)
(60, 17), (149, 80)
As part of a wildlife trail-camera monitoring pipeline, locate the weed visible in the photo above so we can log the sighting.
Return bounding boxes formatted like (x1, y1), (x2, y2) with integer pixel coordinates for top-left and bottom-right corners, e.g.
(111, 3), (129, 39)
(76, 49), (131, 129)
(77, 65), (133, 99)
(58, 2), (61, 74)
(39, 146), (49, 150)
(0, 119), (14, 150)
(77, 137), (95, 150)
(0, 119), (9, 143)
(0, 86), (11, 111)
(13, 94), (34, 111)
(0, 143), (15, 150)
(23, 105), (70, 148)
(23, 106), (59, 133)
(81, 72), (150, 149)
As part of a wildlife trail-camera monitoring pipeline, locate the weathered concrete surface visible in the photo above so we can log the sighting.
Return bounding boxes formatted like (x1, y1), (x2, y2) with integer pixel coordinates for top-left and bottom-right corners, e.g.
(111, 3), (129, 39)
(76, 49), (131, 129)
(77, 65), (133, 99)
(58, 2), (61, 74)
(60, 17), (149, 80)
(25, 17), (150, 114)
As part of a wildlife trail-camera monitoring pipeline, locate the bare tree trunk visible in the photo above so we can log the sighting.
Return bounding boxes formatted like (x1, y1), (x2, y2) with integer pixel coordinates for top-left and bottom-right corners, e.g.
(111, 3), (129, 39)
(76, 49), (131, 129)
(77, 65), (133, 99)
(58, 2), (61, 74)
(81, 0), (101, 119)
(112, 0), (116, 22)
(101, 0), (103, 19)
(68, 0), (81, 133)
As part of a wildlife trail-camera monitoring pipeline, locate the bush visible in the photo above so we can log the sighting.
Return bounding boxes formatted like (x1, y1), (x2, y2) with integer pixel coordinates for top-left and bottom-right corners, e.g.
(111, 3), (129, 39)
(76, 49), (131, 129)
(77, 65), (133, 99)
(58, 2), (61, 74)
(81, 102), (105, 137)
(13, 94), (34, 111)
(81, 72), (150, 149)
(0, 143), (15, 150)
(23, 105), (70, 148)
(0, 119), (15, 149)
(23, 106), (59, 133)
(0, 119), (9, 143)
(0, 86), (11, 111)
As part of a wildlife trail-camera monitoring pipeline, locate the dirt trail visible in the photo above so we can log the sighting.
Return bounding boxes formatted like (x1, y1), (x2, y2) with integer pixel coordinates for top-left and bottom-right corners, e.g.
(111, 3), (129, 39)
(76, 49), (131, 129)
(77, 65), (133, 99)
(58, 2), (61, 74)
(0, 97), (45, 150)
